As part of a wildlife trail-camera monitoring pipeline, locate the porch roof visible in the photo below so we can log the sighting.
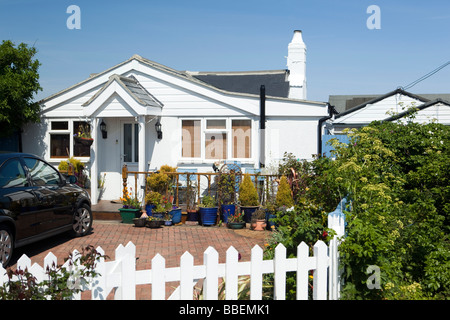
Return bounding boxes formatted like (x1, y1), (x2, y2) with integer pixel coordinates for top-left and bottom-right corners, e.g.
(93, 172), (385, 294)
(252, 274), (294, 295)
(82, 74), (163, 118)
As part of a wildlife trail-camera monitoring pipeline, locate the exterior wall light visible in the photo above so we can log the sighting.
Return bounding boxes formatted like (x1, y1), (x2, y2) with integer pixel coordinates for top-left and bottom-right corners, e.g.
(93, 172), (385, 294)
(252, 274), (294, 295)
(155, 120), (162, 139)
(100, 120), (107, 139)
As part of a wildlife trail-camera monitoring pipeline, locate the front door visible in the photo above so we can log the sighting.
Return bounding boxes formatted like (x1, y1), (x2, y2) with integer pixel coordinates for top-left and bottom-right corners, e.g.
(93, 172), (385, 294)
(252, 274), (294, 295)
(120, 122), (140, 167)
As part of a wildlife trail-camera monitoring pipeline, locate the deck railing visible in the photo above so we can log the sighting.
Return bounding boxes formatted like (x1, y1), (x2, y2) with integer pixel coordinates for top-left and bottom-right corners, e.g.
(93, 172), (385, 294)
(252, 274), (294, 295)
(121, 164), (281, 209)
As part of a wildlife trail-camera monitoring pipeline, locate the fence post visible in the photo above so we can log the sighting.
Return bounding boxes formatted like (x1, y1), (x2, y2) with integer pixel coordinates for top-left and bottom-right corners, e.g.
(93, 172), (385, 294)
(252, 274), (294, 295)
(225, 246), (239, 300)
(313, 241), (328, 300)
(91, 246), (106, 300)
(152, 254), (166, 300)
(274, 243), (287, 300)
(115, 242), (136, 300)
(250, 245), (263, 300)
(179, 251), (194, 300)
(296, 242), (309, 300)
(203, 246), (219, 300)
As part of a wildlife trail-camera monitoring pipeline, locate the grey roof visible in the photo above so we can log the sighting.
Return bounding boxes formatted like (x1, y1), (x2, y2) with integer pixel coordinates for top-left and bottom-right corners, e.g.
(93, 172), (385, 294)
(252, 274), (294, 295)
(189, 70), (290, 98)
(328, 89), (448, 115)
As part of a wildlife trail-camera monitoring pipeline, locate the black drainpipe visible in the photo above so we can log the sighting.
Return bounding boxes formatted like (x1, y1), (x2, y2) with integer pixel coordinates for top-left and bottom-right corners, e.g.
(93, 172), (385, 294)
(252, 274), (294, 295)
(259, 85), (266, 168)
(317, 103), (336, 157)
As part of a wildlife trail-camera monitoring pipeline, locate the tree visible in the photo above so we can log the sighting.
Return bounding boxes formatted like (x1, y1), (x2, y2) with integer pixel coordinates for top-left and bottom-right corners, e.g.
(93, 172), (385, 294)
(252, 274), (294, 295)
(0, 40), (42, 137)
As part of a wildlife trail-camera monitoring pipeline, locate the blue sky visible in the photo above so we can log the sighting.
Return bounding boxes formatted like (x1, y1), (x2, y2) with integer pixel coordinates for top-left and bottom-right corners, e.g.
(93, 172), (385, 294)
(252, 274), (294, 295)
(1, 0), (449, 103)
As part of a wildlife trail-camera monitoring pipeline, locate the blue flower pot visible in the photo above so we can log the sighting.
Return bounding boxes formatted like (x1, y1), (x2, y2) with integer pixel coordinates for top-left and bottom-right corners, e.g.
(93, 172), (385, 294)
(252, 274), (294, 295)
(199, 207), (218, 226)
(145, 204), (156, 215)
(240, 206), (259, 223)
(266, 211), (277, 230)
(171, 208), (182, 224)
(221, 204), (236, 223)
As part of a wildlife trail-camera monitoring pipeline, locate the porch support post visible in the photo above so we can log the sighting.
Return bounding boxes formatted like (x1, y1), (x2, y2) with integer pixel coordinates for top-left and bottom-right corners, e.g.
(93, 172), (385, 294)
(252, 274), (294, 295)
(137, 115), (146, 203)
(90, 117), (99, 205)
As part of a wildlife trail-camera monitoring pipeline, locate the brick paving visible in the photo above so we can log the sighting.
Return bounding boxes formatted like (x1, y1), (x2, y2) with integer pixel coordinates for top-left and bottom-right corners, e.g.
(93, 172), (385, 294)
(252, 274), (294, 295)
(8, 220), (272, 300)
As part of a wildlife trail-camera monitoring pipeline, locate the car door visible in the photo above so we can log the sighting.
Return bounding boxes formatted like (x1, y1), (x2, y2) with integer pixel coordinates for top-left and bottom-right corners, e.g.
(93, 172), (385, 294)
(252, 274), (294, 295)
(0, 157), (39, 240)
(23, 157), (73, 234)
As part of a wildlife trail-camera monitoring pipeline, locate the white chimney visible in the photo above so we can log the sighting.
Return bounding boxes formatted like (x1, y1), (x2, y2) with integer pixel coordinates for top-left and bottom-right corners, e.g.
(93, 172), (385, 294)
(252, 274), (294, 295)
(287, 30), (307, 99)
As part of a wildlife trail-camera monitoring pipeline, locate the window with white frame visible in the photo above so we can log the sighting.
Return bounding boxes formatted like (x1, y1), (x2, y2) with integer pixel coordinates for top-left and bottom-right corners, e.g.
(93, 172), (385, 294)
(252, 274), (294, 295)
(181, 118), (252, 161)
(49, 120), (91, 159)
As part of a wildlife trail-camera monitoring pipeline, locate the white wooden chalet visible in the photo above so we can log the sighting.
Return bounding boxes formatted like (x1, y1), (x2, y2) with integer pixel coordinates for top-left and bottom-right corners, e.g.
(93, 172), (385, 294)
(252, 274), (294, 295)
(22, 30), (329, 204)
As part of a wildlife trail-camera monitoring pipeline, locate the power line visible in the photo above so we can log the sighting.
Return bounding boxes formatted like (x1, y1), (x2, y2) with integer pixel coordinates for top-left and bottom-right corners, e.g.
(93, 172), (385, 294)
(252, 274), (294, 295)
(402, 61), (450, 90)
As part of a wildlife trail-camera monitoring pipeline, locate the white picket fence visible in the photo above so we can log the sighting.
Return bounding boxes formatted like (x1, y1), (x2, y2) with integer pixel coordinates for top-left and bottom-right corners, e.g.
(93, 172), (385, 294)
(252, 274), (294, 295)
(0, 239), (342, 300)
(0, 201), (346, 300)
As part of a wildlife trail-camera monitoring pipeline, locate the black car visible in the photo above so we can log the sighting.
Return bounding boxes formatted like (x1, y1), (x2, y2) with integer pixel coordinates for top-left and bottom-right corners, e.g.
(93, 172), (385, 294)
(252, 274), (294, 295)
(0, 152), (92, 267)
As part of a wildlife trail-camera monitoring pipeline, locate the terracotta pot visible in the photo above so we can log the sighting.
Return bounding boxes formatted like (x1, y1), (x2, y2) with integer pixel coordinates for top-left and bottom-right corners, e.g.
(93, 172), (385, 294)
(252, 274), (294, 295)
(252, 219), (267, 231)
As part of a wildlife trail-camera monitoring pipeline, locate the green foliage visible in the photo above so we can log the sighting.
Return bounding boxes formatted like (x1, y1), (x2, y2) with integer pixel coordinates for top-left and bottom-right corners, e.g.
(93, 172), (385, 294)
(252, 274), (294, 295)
(264, 112), (450, 300)
(217, 172), (237, 205)
(0, 40), (42, 137)
(275, 176), (294, 208)
(147, 172), (170, 194)
(58, 157), (84, 173)
(0, 246), (106, 300)
(144, 190), (163, 205)
(239, 173), (258, 206)
(199, 195), (217, 208)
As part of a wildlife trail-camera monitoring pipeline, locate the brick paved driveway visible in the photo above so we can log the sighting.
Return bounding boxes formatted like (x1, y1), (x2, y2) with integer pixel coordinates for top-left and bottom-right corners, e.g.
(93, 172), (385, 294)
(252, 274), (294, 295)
(9, 220), (271, 299)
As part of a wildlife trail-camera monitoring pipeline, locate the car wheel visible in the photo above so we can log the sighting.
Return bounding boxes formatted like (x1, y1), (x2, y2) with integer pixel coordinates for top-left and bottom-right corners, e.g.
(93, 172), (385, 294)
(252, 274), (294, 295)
(71, 203), (93, 237)
(0, 225), (14, 267)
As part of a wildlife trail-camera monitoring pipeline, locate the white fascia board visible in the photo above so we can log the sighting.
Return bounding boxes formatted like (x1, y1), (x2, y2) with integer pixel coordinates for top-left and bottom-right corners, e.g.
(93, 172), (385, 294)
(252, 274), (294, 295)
(83, 82), (143, 118)
(41, 60), (137, 113)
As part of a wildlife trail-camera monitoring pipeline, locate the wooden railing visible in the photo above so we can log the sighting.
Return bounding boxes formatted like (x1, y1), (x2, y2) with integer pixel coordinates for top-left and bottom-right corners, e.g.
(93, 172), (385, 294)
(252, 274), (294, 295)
(121, 164), (280, 209)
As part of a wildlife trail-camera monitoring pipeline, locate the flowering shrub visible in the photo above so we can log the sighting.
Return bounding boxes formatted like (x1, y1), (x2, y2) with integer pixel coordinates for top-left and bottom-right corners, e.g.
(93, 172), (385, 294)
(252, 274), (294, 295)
(120, 187), (141, 209)
(227, 211), (244, 223)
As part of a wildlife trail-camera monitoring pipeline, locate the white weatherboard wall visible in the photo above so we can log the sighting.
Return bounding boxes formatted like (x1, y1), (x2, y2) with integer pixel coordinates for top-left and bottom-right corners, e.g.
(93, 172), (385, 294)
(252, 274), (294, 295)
(333, 94), (425, 126)
(397, 102), (450, 125)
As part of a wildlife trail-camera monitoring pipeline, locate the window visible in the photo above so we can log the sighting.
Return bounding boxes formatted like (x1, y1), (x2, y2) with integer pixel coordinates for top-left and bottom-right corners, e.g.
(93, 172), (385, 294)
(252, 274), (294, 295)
(232, 120), (251, 158)
(73, 121), (91, 157)
(182, 120), (201, 158)
(0, 159), (27, 188)
(181, 118), (252, 161)
(123, 123), (139, 163)
(24, 158), (61, 186)
(49, 120), (91, 159)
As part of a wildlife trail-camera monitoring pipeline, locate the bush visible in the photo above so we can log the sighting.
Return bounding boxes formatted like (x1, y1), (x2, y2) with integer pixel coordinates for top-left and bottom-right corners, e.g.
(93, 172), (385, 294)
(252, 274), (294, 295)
(264, 112), (450, 300)
(275, 176), (294, 208)
(238, 174), (258, 206)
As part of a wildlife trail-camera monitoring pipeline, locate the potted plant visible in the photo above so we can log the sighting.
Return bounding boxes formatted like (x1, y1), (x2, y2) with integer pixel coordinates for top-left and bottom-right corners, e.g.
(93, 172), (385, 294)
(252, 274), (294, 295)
(217, 172), (237, 223)
(151, 196), (172, 220)
(198, 195), (218, 226)
(144, 191), (163, 216)
(238, 173), (259, 223)
(250, 208), (267, 231)
(119, 187), (142, 224)
(164, 212), (173, 226)
(186, 176), (199, 222)
(227, 210), (246, 229)
(146, 216), (163, 228)
(170, 205), (182, 225)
